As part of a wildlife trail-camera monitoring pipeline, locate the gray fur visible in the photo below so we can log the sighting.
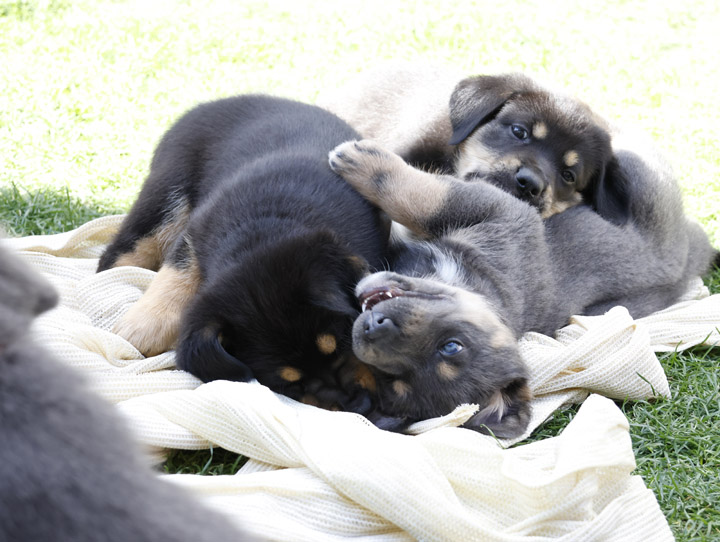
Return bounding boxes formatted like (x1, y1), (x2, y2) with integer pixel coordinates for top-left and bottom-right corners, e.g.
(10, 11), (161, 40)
(0, 244), (254, 542)
(328, 131), (716, 437)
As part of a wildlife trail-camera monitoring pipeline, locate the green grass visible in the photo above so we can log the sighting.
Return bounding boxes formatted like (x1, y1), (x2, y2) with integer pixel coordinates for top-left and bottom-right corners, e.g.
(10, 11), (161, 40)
(2, 1), (719, 539)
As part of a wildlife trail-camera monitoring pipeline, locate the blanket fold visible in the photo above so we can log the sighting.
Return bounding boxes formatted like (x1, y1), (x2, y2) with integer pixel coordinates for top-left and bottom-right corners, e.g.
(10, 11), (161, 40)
(7, 215), (717, 541)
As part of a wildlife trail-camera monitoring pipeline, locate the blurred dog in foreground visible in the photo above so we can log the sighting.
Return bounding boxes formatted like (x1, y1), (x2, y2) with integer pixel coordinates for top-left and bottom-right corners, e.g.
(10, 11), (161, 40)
(0, 243), (255, 542)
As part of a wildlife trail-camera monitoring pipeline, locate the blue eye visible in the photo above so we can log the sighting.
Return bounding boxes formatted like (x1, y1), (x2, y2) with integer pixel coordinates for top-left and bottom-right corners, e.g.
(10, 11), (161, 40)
(511, 124), (529, 140)
(439, 340), (464, 356)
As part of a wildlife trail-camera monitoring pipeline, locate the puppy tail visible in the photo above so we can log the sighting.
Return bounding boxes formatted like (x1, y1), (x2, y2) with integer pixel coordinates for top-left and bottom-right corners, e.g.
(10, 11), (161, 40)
(175, 321), (254, 383)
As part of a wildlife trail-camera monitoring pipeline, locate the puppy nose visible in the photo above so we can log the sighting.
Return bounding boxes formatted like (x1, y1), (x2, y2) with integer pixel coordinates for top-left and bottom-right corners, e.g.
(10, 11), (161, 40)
(363, 311), (396, 340)
(515, 167), (545, 198)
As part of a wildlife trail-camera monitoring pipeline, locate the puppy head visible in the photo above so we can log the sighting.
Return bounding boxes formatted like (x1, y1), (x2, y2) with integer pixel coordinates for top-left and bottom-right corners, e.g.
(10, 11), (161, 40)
(351, 271), (531, 438)
(448, 73), (630, 224)
(0, 245), (58, 347)
(176, 230), (368, 394)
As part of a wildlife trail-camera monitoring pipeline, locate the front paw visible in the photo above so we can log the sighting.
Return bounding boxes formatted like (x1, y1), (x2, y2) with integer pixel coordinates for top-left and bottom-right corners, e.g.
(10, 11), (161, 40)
(113, 305), (180, 357)
(328, 139), (403, 201)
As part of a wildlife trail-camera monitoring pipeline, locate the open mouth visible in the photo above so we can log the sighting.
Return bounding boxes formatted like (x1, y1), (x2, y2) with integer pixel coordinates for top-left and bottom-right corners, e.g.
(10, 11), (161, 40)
(357, 284), (445, 312)
(358, 286), (405, 312)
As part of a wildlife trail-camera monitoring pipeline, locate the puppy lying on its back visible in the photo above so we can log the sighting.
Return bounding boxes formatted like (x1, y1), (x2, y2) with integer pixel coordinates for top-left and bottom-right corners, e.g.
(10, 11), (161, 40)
(99, 96), (389, 411)
(328, 130), (716, 437)
(320, 63), (629, 223)
(0, 244), (255, 542)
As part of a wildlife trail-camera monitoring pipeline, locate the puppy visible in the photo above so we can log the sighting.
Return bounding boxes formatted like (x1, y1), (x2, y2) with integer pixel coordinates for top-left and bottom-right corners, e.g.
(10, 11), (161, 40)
(98, 95), (389, 410)
(0, 244), (255, 542)
(319, 63), (629, 223)
(328, 132), (716, 437)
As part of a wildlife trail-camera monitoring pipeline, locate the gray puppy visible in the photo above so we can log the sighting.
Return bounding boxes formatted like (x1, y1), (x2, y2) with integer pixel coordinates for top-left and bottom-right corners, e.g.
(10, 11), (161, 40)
(0, 244), (255, 542)
(319, 63), (629, 224)
(327, 129), (717, 438)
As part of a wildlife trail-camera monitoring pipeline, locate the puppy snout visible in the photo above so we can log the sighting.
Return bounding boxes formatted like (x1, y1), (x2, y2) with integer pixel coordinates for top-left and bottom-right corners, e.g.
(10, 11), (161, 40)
(363, 311), (396, 340)
(515, 167), (545, 198)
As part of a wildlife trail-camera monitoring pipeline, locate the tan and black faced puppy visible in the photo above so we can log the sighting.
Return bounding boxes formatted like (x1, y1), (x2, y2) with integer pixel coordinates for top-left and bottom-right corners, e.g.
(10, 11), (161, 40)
(328, 137), (716, 437)
(320, 64), (630, 223)
(98, 95), (390, 411)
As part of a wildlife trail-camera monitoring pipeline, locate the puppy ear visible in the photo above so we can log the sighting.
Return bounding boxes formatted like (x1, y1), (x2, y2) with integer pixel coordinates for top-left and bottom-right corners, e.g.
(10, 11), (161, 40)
(462, 378), (532, 439)
(175, 321), (254, 383)
(448, 74), (534, 145)
(306, 243), (369, 317)
(585, 156), (631, 226)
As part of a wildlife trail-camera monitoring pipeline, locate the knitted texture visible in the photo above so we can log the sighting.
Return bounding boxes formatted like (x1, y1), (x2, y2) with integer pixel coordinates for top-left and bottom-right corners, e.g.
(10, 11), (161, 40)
(7, 215), (719, 541)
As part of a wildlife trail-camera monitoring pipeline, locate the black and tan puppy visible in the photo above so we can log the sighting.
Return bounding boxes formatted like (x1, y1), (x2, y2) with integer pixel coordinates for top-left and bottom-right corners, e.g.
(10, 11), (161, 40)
(98, 96), (389, 409)
(328, 132), (716, 437)
(0, 244), (255, 542)
(320, 63), (628, 223)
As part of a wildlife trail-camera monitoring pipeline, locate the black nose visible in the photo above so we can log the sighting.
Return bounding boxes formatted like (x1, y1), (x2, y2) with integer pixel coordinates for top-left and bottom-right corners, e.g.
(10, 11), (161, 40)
(515, 167), (545, 198)
(363, 311), (396, 340)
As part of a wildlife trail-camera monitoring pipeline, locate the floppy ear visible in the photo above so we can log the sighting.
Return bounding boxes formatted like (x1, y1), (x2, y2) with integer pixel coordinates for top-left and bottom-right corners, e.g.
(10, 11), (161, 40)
(448, 74), (534, 145)
(462, 378), (532, 439)
(306, 243), (369, 317)
(585, 155), (631, 226)
(175, 321), (254, 383)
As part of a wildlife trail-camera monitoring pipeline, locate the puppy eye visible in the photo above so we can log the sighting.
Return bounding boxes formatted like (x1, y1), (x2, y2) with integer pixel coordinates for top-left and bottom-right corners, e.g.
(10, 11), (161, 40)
(439, 340), (464, 356)
(561, 170), (576, 184)
(511, 125), (529, 140)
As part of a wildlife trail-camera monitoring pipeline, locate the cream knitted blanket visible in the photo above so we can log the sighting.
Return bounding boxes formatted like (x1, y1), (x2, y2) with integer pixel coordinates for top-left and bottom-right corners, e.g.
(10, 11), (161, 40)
(6, 215), (720, 541)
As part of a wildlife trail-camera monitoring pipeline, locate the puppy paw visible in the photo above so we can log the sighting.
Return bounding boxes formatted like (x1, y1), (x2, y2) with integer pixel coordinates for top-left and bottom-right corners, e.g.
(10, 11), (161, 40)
(113, 305), (180, 357)
(329, 139), (406, 202)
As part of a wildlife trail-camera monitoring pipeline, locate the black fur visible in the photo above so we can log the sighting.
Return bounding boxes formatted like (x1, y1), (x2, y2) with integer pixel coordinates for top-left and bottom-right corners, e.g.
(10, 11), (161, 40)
(100, 95), (389, 410)
(0, 244), (254, 542)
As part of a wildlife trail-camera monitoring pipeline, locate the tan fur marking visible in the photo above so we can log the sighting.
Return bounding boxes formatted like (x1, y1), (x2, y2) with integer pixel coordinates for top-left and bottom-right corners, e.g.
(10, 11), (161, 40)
(279, 366), (303, 382)
(489, 327), (516, 349)
(542, 190), (584, 218)
(316, 333), (337, 355)
(477, 390), (509, 419)
(563, 150), (579, 167)
(354, 363), (377, 392)
(456, 290), (516, 350)
(382, 167), (450, 232)
(436, 361), (459, 381)
(532, 122), (548, 139)
(455, 139), (497, 179)
(113, 260), (201, 356)
(301, 394), (320, 407)
(392, 380), (411, 397)
(114, 236), (163, 270)
(111, 202), (190, 271)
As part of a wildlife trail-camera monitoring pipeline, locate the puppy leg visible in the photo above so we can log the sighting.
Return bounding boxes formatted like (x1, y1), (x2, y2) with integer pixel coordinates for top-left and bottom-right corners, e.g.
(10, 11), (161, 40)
(329, 139), (536, 238)
(98, 193), (190, 272)
(113, 252), (200, 357)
